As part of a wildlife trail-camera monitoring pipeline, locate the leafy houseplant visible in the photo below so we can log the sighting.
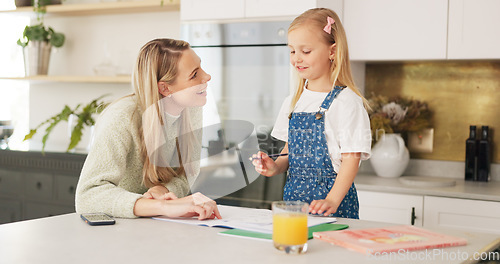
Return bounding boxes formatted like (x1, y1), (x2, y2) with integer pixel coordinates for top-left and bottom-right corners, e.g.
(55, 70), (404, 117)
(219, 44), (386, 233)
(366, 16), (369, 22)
(24, 95), (109, 153)
(17, 0), (65, 48)
(17, 0), (65, 76)
(17, 23), (65, 48)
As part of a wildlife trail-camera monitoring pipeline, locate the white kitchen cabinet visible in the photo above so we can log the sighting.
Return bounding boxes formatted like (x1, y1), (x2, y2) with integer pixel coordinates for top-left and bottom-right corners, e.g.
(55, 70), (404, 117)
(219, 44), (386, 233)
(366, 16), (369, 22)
(181, 0), (343, 21)
(245, 0), (342, 19)
(357, 190), (423, 226)
(423, 196), (500, 235)
(447, 0), (500, 59)
(344, 0), (448, 61)
(181, 0), (245, 21)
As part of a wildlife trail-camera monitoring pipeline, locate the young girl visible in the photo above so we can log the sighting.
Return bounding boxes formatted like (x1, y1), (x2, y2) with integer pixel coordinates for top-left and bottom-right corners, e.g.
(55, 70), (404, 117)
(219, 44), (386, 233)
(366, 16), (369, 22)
(252, 8), (371, 219)
(76, 38), (221, 220)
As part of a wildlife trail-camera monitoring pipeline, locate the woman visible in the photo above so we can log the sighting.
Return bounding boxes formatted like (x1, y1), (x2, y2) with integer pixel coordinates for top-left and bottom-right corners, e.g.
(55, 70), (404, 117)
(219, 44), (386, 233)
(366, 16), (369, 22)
(76, 38), (221, 220)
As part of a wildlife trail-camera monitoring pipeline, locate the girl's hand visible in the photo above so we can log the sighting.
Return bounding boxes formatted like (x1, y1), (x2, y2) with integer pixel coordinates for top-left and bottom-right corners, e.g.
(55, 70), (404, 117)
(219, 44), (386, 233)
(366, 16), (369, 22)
(162, 194), (222, 220)
(143, 185), (176, 200)
(309, 199), (339, 216)
(251, 151), (279, 177)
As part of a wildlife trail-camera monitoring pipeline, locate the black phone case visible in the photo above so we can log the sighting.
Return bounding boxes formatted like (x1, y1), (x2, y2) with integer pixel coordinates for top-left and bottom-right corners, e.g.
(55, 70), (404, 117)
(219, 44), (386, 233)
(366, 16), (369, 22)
(80, 214), (115, 226)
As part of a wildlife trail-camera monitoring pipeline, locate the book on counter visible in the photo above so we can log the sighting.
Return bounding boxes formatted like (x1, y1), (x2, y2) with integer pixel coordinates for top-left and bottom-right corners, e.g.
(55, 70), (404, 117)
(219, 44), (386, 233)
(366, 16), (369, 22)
(313, 225), (467, 255)
(219, 223), (349, 242)
(153, 205), (337, 234)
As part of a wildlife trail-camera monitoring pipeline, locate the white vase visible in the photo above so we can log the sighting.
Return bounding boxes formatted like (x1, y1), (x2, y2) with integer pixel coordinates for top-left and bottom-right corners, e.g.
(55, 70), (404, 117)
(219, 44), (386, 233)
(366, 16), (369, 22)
(370, 133), (410, 178)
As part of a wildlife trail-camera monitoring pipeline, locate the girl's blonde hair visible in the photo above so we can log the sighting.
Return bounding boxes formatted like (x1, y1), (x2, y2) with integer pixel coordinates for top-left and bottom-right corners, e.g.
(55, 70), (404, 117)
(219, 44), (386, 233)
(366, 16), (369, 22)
(288, 8), (369, 112)
(132, 38), (201, 188)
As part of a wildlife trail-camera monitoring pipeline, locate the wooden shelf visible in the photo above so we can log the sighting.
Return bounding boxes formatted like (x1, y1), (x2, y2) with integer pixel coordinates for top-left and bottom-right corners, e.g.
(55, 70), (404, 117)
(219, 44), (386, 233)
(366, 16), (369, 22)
(1, 75), (131, 83)
(1, 0), (179, 16)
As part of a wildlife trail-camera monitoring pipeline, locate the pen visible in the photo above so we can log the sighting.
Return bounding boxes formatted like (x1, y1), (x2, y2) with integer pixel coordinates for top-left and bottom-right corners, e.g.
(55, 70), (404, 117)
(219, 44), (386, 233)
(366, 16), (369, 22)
(248, 153), (289, 161)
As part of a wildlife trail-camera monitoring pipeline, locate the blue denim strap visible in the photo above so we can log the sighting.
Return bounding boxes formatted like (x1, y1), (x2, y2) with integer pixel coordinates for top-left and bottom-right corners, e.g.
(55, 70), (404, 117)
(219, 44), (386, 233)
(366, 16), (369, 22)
(320, 86), (346, 110)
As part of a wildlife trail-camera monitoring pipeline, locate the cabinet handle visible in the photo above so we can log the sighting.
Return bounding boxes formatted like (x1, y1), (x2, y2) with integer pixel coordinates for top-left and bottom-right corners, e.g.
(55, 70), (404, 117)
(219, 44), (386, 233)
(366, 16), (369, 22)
(411, 207), (416, 225)
(36, 182), (42, 190)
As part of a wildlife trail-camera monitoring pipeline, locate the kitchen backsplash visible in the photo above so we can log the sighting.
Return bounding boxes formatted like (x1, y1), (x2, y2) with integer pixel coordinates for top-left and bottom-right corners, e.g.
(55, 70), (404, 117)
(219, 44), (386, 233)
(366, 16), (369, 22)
(365, 61), (500, 164)
(358, 158), (500, 182)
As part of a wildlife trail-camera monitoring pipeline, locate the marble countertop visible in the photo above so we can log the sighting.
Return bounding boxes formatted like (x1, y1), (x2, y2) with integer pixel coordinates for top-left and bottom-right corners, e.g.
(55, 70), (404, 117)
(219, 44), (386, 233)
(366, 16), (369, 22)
(355, 174), (500, 202)
(1, 210), (499, 264)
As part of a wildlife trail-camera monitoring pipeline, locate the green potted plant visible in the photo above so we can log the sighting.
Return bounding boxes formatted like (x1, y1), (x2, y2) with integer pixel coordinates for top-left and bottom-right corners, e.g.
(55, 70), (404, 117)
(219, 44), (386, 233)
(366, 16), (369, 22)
(17, 0), (65, 75)
(23, 95), (109, 153)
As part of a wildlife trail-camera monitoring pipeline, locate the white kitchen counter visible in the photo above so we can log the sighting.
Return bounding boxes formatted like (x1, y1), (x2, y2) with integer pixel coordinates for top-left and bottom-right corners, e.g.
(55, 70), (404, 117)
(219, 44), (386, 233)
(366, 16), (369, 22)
(355, 174), (500, 202)
(0, 209), (499, 264)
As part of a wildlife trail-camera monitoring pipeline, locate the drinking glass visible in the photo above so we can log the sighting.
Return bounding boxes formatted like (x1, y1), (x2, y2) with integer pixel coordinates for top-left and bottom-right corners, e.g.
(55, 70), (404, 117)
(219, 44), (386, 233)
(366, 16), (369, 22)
(272, 201), (308, 254)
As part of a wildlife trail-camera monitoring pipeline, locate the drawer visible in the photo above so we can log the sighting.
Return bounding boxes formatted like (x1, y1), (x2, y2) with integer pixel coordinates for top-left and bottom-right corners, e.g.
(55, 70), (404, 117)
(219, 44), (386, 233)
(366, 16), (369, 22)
(55, 175), (79, 204)
(24, 173), (53, 201)
(358, 190), (424, 226)
(24, 202), (75, 220)
(0, 169), (23, 197)
(0, 199), (22, 224)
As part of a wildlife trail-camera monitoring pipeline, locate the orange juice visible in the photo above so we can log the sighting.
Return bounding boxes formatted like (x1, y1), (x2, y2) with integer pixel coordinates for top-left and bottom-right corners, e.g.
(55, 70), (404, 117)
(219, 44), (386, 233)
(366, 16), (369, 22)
(273, 213), (308, 245)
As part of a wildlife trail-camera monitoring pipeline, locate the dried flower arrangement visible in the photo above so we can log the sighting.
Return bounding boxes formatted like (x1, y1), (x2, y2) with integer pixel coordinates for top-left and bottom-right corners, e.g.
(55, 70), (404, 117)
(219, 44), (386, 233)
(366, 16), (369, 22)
(368, 94), (432, 143)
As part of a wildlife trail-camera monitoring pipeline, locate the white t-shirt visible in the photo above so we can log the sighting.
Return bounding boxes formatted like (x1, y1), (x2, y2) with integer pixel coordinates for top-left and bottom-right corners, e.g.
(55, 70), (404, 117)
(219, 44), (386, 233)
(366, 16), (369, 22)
(271, 87), (371, 173)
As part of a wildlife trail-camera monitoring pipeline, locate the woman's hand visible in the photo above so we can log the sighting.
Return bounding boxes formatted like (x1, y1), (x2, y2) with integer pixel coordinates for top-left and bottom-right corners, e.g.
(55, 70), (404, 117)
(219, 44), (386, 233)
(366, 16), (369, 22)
(309, 199), (339, 216)
(135, 189), (222, 220)
(143, 185), (176, 200)
(161, 193), (222, 220)
(251, 151), (279, 177)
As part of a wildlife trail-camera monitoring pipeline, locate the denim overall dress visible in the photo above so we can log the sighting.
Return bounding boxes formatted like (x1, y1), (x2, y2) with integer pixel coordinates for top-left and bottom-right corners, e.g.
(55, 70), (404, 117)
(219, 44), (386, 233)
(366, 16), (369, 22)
(283, 86), (359, 219)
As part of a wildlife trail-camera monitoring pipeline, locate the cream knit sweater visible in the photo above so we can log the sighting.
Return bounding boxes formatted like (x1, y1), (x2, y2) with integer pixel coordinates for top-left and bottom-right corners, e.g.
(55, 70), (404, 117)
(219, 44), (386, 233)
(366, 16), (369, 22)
(75, 95), (200, 218)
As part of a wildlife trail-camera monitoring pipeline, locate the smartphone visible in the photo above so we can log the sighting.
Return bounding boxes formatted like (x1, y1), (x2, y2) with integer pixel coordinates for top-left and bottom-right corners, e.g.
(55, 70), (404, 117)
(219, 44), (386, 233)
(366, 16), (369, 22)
(80, 213), (115, 226)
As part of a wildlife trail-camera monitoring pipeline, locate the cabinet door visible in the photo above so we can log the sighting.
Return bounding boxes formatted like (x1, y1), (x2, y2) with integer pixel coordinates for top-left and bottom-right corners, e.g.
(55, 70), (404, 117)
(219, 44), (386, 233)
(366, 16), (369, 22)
(245, 0), (343, 19)
(55, 175), (79, 205)
(181, 0), (245, 21)
(0, 199), (22, 224)
(24, 173), (53, 201)
(358, 190), (423, 226)
(423, 196), (500, 234)
(23, 202), (74, 220)
(448, 0), (500, 59)
(0, 170), (23, 198)
(344, 0), (448, 60)
(245, 0), (317, 18)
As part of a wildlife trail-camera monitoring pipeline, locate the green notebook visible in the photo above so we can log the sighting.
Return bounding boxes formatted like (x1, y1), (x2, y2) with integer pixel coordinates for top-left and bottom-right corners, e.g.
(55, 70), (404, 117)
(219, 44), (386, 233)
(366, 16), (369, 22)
(219, 223), (349, 241)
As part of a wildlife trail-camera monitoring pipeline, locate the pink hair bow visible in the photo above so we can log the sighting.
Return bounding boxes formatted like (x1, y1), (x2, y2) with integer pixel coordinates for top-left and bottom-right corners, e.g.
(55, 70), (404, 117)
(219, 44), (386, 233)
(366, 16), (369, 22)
(323, 16), (335, 34)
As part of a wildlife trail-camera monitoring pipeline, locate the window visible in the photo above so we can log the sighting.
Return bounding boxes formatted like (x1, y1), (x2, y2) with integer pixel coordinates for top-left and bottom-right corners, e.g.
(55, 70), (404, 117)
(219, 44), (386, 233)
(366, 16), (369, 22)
(0, 2), (30, 150)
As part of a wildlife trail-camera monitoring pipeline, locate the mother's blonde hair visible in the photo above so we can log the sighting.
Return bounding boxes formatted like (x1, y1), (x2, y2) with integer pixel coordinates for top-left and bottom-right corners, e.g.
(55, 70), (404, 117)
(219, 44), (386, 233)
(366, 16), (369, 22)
(133, 38), (201, 188)
(288, 8), (369, 112)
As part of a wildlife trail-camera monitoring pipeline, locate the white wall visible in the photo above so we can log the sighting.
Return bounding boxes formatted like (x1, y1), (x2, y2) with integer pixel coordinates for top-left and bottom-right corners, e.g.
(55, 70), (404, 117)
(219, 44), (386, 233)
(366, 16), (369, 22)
(28, 11), (181, 151)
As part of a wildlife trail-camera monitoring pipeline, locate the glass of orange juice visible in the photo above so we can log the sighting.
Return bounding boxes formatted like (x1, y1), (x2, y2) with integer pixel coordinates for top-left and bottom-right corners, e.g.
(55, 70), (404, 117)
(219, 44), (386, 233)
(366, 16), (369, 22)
(272, 201), (308, 254)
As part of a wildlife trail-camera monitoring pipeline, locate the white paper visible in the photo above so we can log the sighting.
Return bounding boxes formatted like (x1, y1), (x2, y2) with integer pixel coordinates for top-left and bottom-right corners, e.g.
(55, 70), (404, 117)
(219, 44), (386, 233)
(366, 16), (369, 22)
(153, 205), (337, 234)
